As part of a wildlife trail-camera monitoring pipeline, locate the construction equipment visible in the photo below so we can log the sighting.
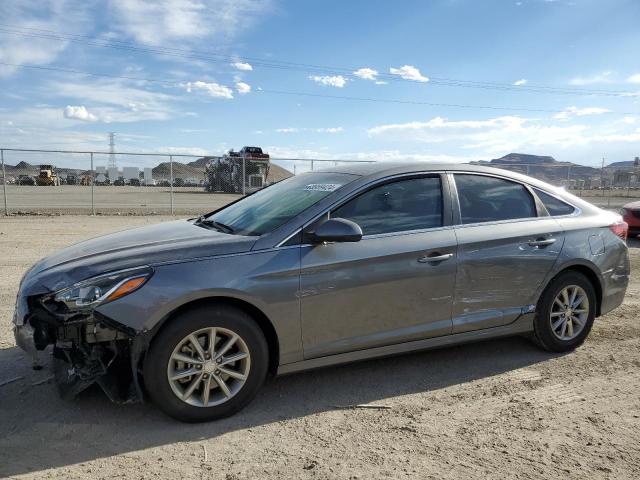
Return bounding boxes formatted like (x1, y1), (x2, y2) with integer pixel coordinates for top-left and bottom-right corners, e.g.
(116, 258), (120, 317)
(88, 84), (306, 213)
(204, 146), (270, 193)
(66, 173), (78, 185)
(17, 175), (36, 186)
(36, 165), (60, 186)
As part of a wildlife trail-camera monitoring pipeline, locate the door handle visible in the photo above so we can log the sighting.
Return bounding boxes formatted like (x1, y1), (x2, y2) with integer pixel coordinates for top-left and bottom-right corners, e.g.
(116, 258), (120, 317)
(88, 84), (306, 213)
(418, 253), (454, 263)
(528, 238), (556, 247)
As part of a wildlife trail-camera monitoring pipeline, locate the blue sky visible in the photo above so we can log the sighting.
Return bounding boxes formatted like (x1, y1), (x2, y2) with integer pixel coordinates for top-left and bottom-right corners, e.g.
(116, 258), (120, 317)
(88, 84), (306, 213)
(0, 0), (639, 169)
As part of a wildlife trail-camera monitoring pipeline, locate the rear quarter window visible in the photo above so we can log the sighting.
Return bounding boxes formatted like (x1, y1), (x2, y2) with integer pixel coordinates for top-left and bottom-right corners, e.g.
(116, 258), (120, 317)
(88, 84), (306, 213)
(534, 189), (576, 216)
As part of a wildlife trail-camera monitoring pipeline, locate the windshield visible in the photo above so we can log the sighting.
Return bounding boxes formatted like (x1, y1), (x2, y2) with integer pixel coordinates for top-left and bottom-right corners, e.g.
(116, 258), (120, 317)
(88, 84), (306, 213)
(204, 172), (357, 236)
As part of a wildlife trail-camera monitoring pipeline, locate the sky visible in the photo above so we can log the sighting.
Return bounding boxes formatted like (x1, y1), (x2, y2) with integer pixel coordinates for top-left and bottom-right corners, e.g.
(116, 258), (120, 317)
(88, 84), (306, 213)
(0, 0), (639, 170)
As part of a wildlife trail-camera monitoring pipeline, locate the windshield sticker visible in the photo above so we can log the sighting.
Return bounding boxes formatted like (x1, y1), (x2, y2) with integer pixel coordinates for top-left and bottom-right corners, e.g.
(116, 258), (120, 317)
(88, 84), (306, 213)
(304, 183), (342, 192)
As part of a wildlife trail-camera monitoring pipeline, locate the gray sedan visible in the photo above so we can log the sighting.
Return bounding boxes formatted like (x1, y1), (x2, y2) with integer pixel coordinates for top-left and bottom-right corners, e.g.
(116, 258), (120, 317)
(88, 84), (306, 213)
(13, 163), (630, 422)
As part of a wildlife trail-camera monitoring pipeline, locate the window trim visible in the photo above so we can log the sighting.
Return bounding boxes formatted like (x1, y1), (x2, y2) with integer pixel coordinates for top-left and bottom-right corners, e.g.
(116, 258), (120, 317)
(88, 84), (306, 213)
(449, 171), (544, 227)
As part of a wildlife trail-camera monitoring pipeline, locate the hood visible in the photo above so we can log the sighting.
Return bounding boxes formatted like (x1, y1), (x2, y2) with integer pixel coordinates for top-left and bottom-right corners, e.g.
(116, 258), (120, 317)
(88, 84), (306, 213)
(21, 220), (257, 295)
(623, 201), (640, 210)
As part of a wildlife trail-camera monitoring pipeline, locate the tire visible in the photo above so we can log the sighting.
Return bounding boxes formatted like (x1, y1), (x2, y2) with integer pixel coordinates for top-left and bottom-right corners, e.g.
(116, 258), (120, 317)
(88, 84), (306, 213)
(532, 271), (597, 352)
(143, 305), (269, 422)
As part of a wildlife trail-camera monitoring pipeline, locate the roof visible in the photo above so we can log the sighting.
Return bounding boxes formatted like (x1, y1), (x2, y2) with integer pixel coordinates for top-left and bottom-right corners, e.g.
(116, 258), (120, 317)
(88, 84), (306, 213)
(313, 161), (573, 194)
(314, 161), (519, 177)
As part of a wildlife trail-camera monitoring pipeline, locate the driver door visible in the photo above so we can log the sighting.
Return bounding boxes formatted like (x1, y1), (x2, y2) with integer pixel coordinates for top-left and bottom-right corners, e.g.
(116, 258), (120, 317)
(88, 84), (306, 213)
(299, 174), (457, 359)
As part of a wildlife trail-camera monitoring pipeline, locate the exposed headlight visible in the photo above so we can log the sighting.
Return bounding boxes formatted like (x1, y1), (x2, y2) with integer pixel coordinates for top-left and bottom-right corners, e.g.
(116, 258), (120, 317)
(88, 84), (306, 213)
(53, 267), (153, 312)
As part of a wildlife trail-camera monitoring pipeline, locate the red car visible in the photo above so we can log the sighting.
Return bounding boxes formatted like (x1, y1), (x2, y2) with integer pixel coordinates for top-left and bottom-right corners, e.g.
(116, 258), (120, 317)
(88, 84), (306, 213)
(622, 201), (640, 235)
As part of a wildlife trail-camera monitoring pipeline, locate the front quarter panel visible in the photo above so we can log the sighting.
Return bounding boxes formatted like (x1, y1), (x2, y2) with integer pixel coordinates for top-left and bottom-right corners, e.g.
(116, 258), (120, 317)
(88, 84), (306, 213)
(95, 247), (303, 364)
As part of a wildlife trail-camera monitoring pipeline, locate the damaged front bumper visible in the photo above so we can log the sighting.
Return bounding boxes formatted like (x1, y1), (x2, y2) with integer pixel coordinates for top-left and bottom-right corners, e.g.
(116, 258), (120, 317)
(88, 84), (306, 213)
(13, 294), (146, 404)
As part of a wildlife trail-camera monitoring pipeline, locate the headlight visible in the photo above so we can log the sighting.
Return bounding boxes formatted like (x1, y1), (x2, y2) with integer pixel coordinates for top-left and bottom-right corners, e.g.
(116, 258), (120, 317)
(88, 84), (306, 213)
(53, 267), (153, 312)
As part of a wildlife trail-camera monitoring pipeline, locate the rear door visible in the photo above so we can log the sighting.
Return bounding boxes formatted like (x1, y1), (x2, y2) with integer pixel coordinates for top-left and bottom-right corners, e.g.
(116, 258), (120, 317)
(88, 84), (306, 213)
(450, 173), (564, 333)
(299, 174), (457, 359)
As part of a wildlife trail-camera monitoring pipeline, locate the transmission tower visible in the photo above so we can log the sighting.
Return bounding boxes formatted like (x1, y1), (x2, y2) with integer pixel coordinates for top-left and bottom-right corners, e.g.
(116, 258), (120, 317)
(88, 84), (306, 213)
(108, 132), (117, 168)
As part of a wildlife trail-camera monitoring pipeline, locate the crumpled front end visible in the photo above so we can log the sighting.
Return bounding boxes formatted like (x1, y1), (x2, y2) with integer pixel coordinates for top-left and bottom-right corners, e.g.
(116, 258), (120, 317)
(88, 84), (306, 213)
(13, 280), (145, 404)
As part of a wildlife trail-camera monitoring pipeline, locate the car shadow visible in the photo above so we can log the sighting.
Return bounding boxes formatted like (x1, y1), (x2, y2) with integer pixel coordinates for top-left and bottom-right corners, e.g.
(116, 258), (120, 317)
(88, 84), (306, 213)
(0, 336), (560, 477)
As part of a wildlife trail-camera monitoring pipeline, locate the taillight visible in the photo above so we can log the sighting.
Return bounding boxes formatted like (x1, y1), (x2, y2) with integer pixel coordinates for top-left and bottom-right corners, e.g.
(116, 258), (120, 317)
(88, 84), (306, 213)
(609, 221), (628, 241)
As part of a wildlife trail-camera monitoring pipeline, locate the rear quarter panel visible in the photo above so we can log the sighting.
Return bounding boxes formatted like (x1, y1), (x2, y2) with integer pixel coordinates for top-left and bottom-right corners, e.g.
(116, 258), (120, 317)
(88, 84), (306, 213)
(547, 211), (629, 316)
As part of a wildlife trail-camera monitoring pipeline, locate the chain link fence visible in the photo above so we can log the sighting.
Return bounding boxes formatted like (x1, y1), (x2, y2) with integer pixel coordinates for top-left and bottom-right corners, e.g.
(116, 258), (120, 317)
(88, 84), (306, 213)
(0, 148), (374, 215)
(2, 149), (633, 215)
(486, 162), (635, 210)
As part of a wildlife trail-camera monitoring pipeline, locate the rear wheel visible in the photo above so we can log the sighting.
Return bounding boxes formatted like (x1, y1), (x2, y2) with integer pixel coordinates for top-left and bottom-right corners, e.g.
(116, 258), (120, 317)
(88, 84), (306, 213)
(532, 271), (596, 352)
(143, 305), (268, 422)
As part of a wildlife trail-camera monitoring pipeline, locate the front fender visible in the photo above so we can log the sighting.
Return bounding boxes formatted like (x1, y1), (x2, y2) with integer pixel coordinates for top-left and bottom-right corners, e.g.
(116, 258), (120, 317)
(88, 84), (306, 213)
(95, 248), (303, 364)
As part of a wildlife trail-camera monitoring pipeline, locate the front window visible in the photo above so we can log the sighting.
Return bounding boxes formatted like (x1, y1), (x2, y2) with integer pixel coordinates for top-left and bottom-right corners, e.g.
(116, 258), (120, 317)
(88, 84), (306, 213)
(331, 176), (443, 235)
(205, 172), (357, 236)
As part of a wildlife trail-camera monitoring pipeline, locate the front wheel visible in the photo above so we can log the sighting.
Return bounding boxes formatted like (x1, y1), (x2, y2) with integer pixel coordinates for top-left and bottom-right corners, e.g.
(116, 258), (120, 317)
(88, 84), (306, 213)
(143, 305), (269, 422)
(532, 271), (596, 352)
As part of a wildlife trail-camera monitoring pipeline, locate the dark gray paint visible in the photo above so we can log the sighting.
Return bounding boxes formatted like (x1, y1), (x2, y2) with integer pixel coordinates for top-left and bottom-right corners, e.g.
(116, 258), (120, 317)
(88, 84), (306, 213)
(14, 162), (630, 374)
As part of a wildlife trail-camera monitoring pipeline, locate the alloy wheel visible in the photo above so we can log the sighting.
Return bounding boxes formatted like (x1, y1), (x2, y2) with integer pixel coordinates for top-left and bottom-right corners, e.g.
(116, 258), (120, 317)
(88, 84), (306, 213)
(549, 285), (590, 341)
(167, 327), (251, 407)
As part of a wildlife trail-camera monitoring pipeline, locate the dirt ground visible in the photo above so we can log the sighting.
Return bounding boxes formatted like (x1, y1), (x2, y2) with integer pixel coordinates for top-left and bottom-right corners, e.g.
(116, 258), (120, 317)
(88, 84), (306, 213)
(0, 216), (639, 480)
(0, 185), (241, 215)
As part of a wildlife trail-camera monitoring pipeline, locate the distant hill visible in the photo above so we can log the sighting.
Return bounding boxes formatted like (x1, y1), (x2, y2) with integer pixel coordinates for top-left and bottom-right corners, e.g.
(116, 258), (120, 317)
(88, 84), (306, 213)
(472, 153), (599, 183)
(153, 159), (293, 183)
(489, 153), (558, 165)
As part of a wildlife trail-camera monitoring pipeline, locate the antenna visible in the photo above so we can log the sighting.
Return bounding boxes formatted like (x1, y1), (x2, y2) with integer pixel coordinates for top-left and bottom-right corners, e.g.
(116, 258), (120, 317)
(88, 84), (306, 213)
(108, 132), (117, 168)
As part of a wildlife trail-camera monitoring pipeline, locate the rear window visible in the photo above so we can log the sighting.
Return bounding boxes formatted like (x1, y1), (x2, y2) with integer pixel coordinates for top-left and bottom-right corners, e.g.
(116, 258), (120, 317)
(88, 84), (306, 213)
(534, 189), (575, 216)
(454, 174), (536, 224)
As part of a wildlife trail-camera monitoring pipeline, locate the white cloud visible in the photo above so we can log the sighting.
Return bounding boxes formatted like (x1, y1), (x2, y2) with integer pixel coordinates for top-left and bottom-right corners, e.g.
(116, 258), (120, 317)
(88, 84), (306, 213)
(389, 65), (429, 82)
(0, 0), (94, 76)
(309, 75), (348, 88)
(627, 73), (640, 84)
(353, 68), (378, 81)
(184, 81), (234, 99)
(109, 0), (270, 47)
(47, 78), (178, 122)
(63, 105), (98, 122)
(367, 114), (640, 155)
(316, 127), (344, 133)
(514, 79), (528, 86)
(569, 71), (614, 85)
(233, 62), (253, 71)
(553, 106), (611, 120)
(275, 126), (343, 133)
(236, 82), (251, 94)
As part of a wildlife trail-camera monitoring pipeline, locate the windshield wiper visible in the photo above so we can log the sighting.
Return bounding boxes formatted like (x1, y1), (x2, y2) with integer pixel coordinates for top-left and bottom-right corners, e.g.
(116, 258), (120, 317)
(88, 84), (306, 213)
(195, 217), (236, 234)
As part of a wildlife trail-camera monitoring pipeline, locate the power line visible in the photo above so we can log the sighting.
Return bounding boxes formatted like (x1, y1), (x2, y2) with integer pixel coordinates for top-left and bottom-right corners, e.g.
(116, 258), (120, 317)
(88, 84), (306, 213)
(0, 24), (637, 98)
(2, 61), (638, 116)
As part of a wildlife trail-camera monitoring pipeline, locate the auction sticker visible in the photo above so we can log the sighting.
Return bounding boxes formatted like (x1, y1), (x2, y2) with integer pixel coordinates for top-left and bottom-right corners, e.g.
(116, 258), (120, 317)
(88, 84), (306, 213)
(304, 183), (342, 192)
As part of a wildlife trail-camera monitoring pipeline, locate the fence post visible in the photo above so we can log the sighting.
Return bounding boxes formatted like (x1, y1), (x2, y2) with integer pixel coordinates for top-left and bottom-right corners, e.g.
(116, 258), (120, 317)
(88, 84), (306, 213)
(311, 160), (314, 171)
(242, 155), (246, 195)
(169, 155), (174, 215)
(90, 152), (95, 215)
(1, 149), (7, 216)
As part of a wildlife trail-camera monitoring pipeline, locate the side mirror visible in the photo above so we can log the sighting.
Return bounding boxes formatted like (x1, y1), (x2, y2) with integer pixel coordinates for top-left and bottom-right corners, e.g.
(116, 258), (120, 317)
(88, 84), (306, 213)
(310, 218), (363, 243)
